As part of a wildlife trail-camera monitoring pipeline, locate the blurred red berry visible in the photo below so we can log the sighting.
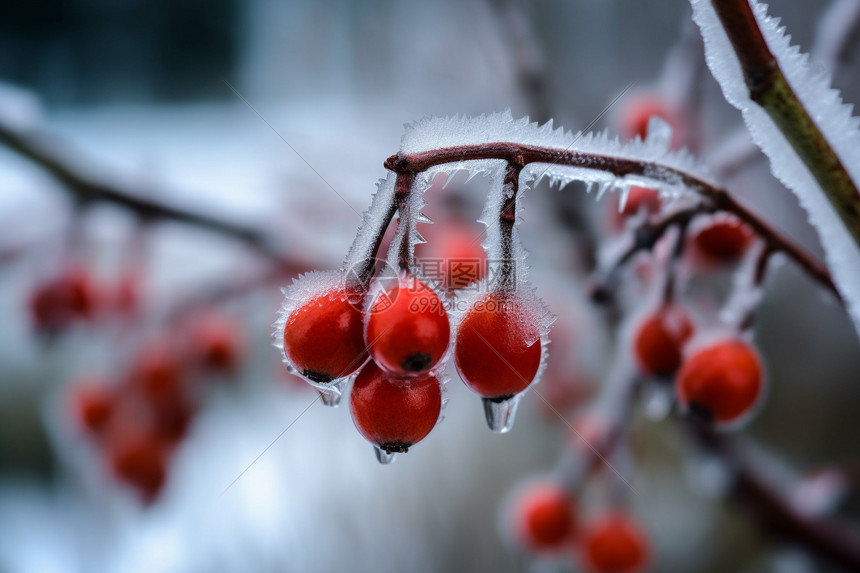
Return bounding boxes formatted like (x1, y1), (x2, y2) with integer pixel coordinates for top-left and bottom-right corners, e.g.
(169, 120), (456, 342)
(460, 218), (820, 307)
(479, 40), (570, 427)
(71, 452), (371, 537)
(131, 344), (186, 408)
(72, 383), (115, 436)
(349, 360), (442, 454)
(189, 314), (243, 374)
(692, 215), (753, 262)
(455, 292), (542, 399)
(284, 288), (368, 383)
(512, 482), (577, 552)
(108, 431), (169, 502)
(365, 273), (450, 376)
(633, 305), (694, 377)
(677, 339), (763, 424)
(580, 512), (650, 573)
(416, 220), (486, 291)
(111, 271), (141, 315)
(30, 267), (99, 332)
(620, 96), (683, 149)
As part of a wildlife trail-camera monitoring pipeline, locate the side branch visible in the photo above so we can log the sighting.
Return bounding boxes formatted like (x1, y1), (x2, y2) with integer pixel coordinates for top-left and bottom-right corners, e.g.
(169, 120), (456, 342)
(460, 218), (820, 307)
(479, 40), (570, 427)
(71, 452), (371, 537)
(711, 0), (860, 248)
(385, 144), (839, 299)
(0, 122), (292, 265)
(689, 421), (860, 570)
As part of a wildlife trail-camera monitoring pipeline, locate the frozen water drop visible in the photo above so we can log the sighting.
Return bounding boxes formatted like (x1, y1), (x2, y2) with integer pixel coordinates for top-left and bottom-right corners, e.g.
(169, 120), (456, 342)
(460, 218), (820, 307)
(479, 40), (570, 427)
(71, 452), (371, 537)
(645, 116), (673, 150)
(482, 394), (522, 433)
(313, 377), (347, 407)
(374, 446), (397, 464)
(617, 185), (631, 214)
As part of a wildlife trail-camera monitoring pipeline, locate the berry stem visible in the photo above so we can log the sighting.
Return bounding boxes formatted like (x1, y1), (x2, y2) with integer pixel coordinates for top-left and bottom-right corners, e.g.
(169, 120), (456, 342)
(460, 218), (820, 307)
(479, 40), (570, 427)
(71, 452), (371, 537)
(393, 171), (418, 271)
(497, 162), (524, 291)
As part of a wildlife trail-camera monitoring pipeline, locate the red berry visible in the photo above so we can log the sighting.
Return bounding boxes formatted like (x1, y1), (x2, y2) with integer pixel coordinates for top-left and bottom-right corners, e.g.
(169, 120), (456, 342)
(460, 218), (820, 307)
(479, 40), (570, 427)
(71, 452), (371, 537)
(455, 293), (542, 399)
(349, 360), (442, 453)
(633, 305), (694, 377)
(364, 274), (450, 375)
(415, 220), (487, 291)
(580, 513), (650, 573)
(512, 483), (577, 552)
(108, 431), (169, 502)
(131, 344), (186, 408)
(284, 288), (368, 382)
(111, 271), (140, 315)
(677, 339), (763, 424)
(189, 314), (243, 374)
(620, 187), (661, 218)
(72, 383), (114, 435)
(29, 267), (98, 332)
(693, 216), (753, 261)
(620, 97), (683, 149)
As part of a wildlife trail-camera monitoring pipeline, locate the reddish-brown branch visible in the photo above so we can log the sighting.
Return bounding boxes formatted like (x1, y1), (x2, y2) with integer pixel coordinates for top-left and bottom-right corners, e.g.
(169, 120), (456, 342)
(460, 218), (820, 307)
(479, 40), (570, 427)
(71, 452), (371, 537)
(386, 143), (839, 300)
(0, 122), (305, 268)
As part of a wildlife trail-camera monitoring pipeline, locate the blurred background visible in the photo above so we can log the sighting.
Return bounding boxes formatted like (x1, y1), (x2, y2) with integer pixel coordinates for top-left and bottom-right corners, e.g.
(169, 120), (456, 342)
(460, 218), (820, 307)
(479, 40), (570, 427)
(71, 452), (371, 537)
(1, 0), (859, 571)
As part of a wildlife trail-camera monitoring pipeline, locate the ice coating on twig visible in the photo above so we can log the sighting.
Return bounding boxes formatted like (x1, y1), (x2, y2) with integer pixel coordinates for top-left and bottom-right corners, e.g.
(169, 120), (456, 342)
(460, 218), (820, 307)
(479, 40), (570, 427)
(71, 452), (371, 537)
(399, 110), (716, 192)
(691, 0), (860, 334)
(343, 172), (397, 272)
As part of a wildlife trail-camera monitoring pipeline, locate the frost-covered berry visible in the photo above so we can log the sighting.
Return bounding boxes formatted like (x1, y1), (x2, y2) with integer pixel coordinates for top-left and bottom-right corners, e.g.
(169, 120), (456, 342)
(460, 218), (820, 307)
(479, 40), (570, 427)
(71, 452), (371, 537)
(364, 273), (450, 376)
(349, 361), (442, 455)
(633, 305), (694, 377)
(692, 215), (753, 262)
(455, 292), (543, 400)
(512, 482), (577, 552)
(579, 512), (650, 573)
(677, 339), (763, 424)
(284, 288), (369, 383)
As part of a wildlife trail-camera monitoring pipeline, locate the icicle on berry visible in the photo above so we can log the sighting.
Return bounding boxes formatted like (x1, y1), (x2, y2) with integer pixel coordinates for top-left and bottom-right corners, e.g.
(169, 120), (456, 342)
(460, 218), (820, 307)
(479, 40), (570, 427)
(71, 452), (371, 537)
(349, 360), (443, 464)
(633, 305), (694, 378)
(511, 481), (577, 553)
(677, 339), (763, 425)
(692, 214), (753, 262)
(278, 271), (369, 405)
(364, 272), (450, 376)
(455, 291), (544, 432)
(579, 512), (650, 573)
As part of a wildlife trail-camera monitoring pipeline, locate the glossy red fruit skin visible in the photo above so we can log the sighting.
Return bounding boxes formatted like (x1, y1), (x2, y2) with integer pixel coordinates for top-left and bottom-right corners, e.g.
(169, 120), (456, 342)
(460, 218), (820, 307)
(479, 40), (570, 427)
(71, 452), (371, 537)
(633, 306), (694, 377)
(284, 288), (368, 383)
(677, 339), (763, 424)
(364, 275), (450, 376)
(73, 385), (114, 435)
(455, 293), (542, 399)
(693, 217), (753, 261)
(349, 361), (442, 453)
(513, 483), (577, 552)
(580, 513), (650, 573)
(108, 432), (168, 503)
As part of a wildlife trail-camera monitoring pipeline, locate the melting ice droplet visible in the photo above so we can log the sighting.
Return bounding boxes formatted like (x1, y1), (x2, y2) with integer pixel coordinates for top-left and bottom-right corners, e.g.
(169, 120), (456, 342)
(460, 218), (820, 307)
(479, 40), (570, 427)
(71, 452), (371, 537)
(482, 395), (523, 433)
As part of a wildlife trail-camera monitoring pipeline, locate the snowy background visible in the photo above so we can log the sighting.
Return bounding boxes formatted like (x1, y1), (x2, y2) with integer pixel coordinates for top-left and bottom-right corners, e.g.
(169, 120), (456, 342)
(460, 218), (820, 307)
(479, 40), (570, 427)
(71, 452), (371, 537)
(1, 0), (859, 572)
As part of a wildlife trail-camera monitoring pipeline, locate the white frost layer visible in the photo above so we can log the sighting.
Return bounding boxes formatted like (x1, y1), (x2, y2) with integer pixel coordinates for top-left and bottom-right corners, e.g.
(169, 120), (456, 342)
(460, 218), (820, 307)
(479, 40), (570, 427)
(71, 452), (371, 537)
(691, 0), (860, 334)
(399, 110), (717, 191)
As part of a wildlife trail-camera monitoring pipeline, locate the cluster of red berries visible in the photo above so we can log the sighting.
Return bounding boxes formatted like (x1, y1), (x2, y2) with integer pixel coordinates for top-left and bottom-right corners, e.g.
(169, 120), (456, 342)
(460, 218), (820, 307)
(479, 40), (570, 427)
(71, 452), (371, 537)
(30, 265), (139, 333)
(279, 258), (549, 460)
(70, 313), (243, 501)
(510, 482), (649, 573)
(633, 305), (764, 425)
